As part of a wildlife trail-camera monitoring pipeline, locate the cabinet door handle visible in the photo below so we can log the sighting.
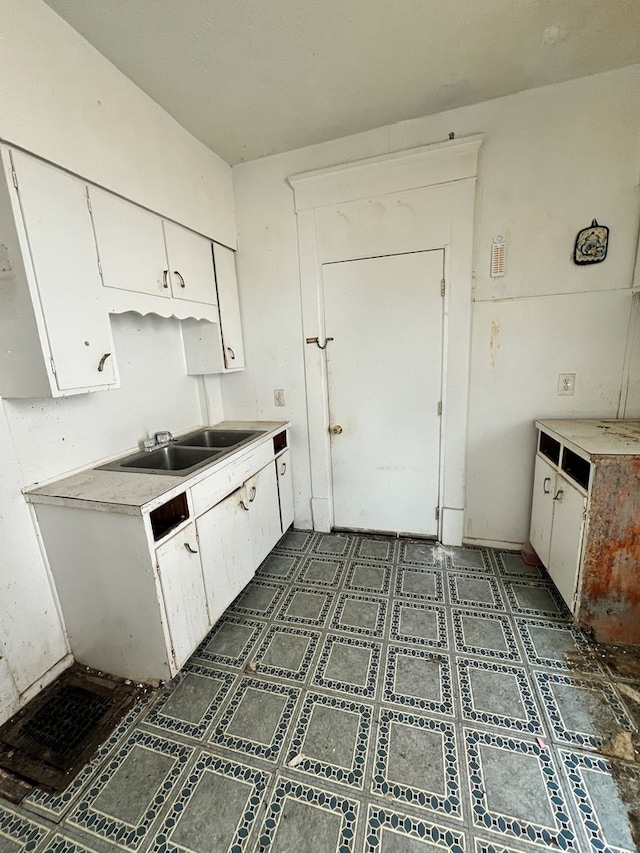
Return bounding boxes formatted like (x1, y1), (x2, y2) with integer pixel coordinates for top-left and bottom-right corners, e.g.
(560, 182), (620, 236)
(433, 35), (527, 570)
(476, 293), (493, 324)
(227, 346), (236, 361)
(174, 270), (186, 288)
(543, 477), (551, 494)
(184, 542), (198, 554)
(162, 269), (169, 289)
(248, 486), (257, 503)
(553, 489), (564, 502)
(280, 462), (286, 476)
(239, 499), (250, 511)
(97, 352), (111, 372)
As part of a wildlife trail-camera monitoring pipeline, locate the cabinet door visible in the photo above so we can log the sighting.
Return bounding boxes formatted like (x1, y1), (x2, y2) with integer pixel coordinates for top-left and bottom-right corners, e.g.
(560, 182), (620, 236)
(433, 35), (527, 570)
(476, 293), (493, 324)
(247, 462), (283, 567)
(548, 476), (586, 612)
(155, 524), (209, 670)
(11, 151), (118, 392)
(196, 488), (253, 624)
(213, 243), (245, 369)
(88, 188), (170, 298)
(529, 455), (554, 568)
(163, 221), (217, 305)
(276, 450), (294, 534)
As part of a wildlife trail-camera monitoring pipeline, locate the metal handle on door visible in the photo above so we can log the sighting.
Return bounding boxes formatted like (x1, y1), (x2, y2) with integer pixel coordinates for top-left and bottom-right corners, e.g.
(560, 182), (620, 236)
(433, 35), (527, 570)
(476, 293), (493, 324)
(227, 347), (236, 360)
(239, 499), (250, 511)
(184, 542), (198, 554)
(174, 270), (186, 288)
(543, 477), (551, 494)
(248, 486), (257, 503)
(280, 462), (286, 475)
(97, 353), (111, 372)
(330, 425), (343, 435)
(162, 270), (169, 289)
(553, 489), (564, 502)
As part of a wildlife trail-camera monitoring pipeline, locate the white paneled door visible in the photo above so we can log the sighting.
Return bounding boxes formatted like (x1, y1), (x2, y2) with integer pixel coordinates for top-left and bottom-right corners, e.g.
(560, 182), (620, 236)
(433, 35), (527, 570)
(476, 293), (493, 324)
(323, 250), (444, 536)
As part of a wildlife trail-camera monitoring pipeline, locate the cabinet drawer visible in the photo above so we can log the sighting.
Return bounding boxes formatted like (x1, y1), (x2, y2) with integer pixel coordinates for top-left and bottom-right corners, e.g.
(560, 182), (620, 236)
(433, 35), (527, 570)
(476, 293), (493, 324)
(190, 441), (274, 516)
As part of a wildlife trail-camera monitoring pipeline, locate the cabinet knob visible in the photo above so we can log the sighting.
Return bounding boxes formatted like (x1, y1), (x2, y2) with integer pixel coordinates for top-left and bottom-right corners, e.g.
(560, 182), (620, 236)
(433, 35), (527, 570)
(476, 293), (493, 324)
(330, 424), (343, 435)
(174, 270), (186, 288)
(184, 542), (198, 554)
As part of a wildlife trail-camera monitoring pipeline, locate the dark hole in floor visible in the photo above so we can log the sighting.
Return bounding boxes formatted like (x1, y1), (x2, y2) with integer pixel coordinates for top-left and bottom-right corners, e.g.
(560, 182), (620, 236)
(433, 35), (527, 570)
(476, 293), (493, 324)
(0, 663), (150, 796)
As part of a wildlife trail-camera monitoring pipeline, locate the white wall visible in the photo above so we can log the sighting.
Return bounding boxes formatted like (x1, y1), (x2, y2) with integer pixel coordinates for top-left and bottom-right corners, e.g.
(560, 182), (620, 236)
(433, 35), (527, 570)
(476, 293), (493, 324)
(225, 65), (640, 544)
(0, 0), (228, 724)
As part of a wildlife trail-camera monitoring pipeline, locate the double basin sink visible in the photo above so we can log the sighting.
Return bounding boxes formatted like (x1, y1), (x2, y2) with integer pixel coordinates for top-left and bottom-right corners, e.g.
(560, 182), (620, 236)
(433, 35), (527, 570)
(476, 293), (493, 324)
(99, 429), (265, 477)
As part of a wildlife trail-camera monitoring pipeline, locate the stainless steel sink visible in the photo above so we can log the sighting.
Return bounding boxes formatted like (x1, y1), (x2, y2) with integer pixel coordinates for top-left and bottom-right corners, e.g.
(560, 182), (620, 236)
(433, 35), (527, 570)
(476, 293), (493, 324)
(99, 445), (223, 476)
(97, 428), (266, 476)
(179, 429), (263, 449)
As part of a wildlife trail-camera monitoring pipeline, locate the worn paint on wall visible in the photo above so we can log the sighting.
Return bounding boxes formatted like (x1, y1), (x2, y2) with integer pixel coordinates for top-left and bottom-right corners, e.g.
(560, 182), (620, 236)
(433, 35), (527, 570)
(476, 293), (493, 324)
(489, 320), (500, 368)
(579, 456), (640, 644)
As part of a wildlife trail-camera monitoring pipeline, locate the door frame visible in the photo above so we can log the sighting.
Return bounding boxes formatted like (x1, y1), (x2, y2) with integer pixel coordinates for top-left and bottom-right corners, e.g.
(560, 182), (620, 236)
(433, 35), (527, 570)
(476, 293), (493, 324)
(289, 135), (482, 545)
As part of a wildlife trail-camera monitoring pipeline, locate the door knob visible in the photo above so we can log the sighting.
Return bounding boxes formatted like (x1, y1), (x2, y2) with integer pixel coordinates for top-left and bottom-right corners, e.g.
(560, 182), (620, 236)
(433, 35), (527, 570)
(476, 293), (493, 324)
(330, 424), (343, 435)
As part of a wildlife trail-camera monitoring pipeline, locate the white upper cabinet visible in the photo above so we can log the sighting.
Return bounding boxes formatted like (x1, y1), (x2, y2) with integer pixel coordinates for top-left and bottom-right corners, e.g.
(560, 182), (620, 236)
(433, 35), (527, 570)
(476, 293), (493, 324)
(0, 148), (119, 397)
(163, 220), (218, 305)
(88, 187), (170, 298)
(0, 145), (238, 395)
(181, 243), (246, 375)
(213, 243), (245, 369)
(89, 188), (219, 320)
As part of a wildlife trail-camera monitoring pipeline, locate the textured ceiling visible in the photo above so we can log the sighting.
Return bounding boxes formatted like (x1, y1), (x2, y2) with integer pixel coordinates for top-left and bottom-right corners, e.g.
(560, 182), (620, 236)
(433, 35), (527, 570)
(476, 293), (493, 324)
(43, 0), (640, 164)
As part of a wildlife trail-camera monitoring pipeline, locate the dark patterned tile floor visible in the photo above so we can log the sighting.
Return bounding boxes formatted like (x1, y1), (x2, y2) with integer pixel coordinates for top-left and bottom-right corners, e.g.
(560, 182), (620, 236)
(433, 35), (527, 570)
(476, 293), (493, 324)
(3, 531), (639, 853)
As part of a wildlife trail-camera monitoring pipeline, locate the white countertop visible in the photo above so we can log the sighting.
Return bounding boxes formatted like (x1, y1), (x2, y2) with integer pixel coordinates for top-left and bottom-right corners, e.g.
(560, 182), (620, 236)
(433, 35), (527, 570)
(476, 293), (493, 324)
(24, 421), (289, 513)
(536, 419), (640, 456)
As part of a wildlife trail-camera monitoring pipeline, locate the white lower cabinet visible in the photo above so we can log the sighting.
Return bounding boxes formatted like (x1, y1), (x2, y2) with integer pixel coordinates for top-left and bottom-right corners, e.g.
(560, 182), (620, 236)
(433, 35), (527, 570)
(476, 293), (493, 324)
(276, 450), (294, 533)
(531, 456), (586, 609)
(530, 427), (588, 612)
(246, 462), (283, 567)
(530, 419), (640, 645)
(546, 478), (586, 608)
(28, 429), (293, 683)
(197, 461), (284, 621)
(155, 523), (210, 671)
(197, 487), (253, 623)
(529, 455), (555, 569)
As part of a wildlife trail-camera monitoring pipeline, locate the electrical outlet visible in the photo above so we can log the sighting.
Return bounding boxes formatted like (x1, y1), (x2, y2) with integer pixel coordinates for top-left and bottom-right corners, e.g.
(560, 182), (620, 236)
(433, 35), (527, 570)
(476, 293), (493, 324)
(274, 389), (285, 407)
(557, 373), (576, 396)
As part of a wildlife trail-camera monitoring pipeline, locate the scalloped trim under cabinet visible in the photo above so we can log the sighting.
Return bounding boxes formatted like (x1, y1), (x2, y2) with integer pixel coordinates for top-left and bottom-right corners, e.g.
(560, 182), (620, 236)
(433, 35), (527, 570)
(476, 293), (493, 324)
(105, 287), (219, 323)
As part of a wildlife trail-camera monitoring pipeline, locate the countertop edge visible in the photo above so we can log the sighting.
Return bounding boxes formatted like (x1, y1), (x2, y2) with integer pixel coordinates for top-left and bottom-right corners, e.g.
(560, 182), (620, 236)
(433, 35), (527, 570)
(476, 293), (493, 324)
(24, 420), (290, 512)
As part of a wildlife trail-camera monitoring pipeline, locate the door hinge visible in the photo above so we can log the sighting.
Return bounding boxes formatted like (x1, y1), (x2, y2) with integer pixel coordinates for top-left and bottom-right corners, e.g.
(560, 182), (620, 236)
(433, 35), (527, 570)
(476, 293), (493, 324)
(49, 357), (57, 376)
(437, 401), (442, 416)
(435, 506), (440, 521)
(10, 168), (18, 190)
(440, 278), (445, 297)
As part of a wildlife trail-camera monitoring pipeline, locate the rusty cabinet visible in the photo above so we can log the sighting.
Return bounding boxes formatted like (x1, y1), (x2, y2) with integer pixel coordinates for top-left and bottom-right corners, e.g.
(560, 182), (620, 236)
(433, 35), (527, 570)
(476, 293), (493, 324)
(530, 419), (640, 645)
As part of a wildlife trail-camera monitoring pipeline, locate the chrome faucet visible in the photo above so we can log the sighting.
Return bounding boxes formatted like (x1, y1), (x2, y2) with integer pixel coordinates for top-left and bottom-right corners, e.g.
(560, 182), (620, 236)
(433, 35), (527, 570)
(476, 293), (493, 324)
(144, 431), (175, 452)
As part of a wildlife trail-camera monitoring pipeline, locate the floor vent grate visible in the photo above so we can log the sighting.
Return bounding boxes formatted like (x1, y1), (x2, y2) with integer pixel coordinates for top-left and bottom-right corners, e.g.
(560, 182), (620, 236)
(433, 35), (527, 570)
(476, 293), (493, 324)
(0, 664), (150, 793)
